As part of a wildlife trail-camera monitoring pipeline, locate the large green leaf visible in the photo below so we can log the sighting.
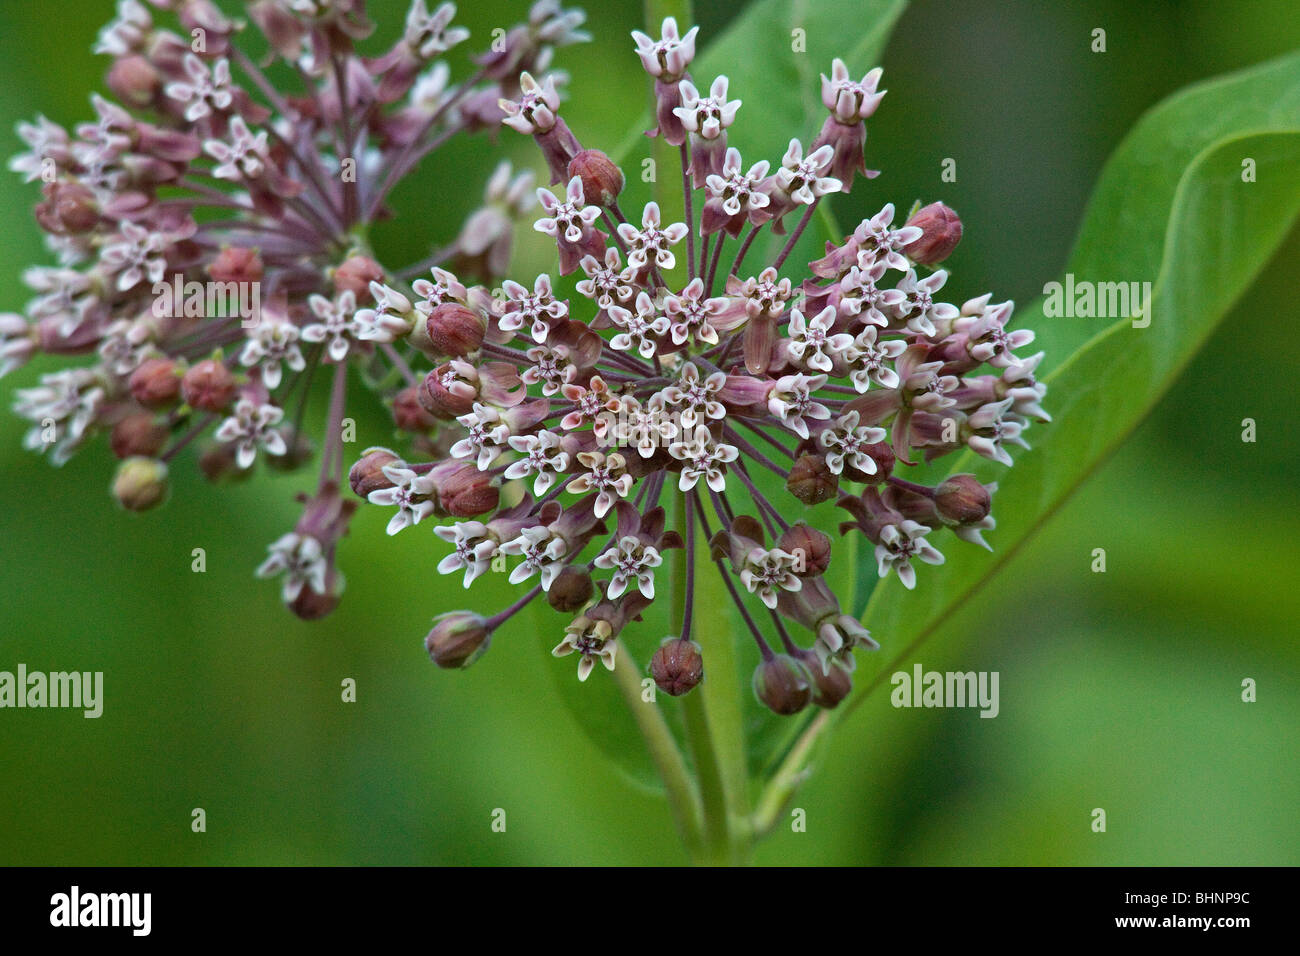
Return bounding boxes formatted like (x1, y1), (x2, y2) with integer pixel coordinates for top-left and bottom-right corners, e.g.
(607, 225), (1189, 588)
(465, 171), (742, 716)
(826, 51), (1300, 730)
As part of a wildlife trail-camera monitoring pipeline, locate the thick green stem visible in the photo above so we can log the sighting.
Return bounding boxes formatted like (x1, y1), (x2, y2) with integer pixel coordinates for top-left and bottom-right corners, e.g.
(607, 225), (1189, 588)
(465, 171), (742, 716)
(611, 641), (704, 855)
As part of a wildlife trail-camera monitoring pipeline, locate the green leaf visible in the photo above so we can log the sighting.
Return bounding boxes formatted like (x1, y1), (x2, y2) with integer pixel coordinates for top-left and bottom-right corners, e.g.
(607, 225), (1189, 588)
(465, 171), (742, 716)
(832, 51), (1300, 723)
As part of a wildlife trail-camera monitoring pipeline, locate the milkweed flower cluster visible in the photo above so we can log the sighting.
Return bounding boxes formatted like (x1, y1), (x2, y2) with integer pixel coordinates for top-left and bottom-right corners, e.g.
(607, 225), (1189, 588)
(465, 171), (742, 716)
(351, 15), (1049, 713)
(2, 0), (588, 618)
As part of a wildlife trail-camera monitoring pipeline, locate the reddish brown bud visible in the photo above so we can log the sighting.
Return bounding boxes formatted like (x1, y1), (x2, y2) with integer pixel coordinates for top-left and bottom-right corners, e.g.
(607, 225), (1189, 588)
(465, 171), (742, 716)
(181, 359), (236, 412)
(111, 457), (169, 512)
(752, 654), (813, 716)
(332, 255), (384, 299)
(854, 440), (894, 483)
(804, 653), (853, 709)
(934, 474), (991, 525)
(425, 303), (485, 357)
(208, 246), (264, 284)
(548, 566), (595, 613)
(288, 581), (341, 621)
(651, 637), (704, 696)
(419, 364), (478, 419)
(787, 453), (838, 505)
(779, 523), (832, 577)
(110, 413), (169, 459)
(36, 183), (100, 235)
(128, 357), (181, 408)
(106, 54), (162, 106)
(425, 611), (492, 669)
(904, 202), (962, 265)
(349, 447), (401, 499)
(567, 149), (625, 207)
(392, 386), (438, 433)
(436, 462), (500, 517)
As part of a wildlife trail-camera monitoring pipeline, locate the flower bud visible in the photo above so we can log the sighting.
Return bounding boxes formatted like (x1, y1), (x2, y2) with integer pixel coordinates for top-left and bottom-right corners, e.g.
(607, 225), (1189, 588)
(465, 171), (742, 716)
(425, 611), (492, 669)
(425, 303), (485, 357)
(419, 363), (479, 419)
(110, 413), (169, 459)
(289, 579), (342, 620)
(181, 359), (236, 412)
(787, 453), (838, 505)
(854, 440), (894, 483)
(548, 565), (594, 613)
(332, 255), (384, 299)
(392, 386), (438, 433)
(112, 457), (169, 512)
(434, 461), (500, 517)
(934, 473), (991, 525)
(651, 637), (704, 696)
(752, 654), (813, 715)
(567, 149), (624, 207)
(128, 357), (181, 408)
(904, 202), (962, 265)
(106, 54), (161, 107)
(208, 246), (264, 284)
(801, 651), (853, 709)
(36, 182), (99, 234)
(779, 523), (832, 577)
(349, 447), (401, 499)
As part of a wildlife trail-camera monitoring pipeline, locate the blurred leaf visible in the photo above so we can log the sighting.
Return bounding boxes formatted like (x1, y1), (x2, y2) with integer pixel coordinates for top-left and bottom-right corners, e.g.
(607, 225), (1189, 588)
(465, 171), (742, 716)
(837, 51), (1300, 721)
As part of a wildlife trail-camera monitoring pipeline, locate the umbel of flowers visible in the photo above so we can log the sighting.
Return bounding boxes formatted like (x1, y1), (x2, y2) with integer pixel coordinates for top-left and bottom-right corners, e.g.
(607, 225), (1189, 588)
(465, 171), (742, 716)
(2, 0), (588, 618)
(350, 16), (1049, 713)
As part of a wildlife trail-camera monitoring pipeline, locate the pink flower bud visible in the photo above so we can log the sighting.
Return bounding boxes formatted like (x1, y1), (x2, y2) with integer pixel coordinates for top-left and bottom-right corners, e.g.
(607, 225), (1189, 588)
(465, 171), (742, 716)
(934, 474), (992, 525)
(425, 611), (492, 669)
(904, 202), (962, 265)
(332, 256), (384, 299)
(129, 357), (182, 408)
(181, 359), (236, 412)
(425, 303), (485, 357)
(391, 386), (437, 433)
(567, 149), (624, 207)
(348, 447), (402, 499)
(107, 55), (161, 106)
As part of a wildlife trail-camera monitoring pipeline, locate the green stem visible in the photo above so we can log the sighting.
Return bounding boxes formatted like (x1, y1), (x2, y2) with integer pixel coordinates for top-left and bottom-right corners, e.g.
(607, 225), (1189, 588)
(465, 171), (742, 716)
(611, 641), (704, 856)
(752, 710), (830, 839)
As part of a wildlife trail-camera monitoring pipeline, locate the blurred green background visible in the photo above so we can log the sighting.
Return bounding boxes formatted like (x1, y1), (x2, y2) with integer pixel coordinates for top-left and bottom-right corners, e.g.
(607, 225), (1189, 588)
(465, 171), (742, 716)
(1, 0), (1297, 865)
